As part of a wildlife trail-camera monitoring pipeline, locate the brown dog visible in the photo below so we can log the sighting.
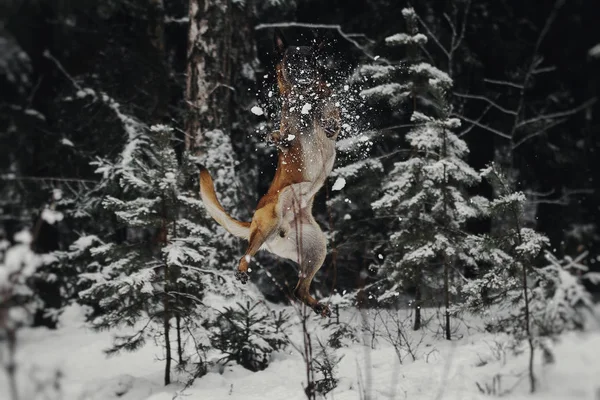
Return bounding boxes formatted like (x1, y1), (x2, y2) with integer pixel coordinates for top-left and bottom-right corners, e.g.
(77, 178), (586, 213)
(199, 29), (340, 316)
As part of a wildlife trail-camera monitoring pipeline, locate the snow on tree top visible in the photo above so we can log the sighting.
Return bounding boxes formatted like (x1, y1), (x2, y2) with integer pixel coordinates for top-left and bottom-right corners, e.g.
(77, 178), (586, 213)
(332, 159), (383, 180)
(385, 33), (428, 46)
(76, 87), (96, 99)
(490, 191), (527, 208)
(24, 108), (46, 121)
(360, 83), (411, 106)
(53, 188), (63, 200)
(411, 111), (432, 123)
(150, 124), (173, 132)
(41, 208), (64, 224)
(438, 117), (461, 129)
(359, 65), (396, 80)
(515, 228), (549, 258)
(402, 7), (416, 18)
(1, 230), (41, 288)
(588, 43), (600, 58)
(410, 63), (452, 89)
(70, 235), (100, 252)
(14, 229), (33, 244)
(61, 138), (74, 147)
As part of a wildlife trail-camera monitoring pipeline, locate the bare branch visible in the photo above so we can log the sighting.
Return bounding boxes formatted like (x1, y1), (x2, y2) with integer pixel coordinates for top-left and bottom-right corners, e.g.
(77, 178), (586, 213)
(44, 50), (85, 92)
(525, 188), (594, 206)
(533, 0), (566, 59)
(454, 92), (517, 116)
(164, 16), (189, 24)
(454, 113), (512, 139)
(254, 22), (382, 62)
(415, 14), (450, 58)
(457, 104), (493, 137)
(483, 78), (524, 90)
(532, 65), (557, 75)
(443, 13), (457, 39)
(418, 43), (436, 65)
(347, 32), (376, 45)
(512, 118), (567, 149)
(454, 0), (471, 53)
(0, 175), (99, 183)
(516, 98), (597, 129)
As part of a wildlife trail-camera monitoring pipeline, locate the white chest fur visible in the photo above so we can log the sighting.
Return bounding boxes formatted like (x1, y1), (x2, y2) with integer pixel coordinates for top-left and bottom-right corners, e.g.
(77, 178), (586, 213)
(298, 122), (336, 184)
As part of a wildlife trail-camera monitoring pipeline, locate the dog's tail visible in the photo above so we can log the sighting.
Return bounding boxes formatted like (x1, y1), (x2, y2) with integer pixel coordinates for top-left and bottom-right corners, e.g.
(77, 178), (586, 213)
(198, 165), (250, 239)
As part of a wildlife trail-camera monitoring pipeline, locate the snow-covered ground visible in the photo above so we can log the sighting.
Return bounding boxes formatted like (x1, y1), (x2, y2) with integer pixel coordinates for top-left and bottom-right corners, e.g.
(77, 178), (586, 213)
(3, 302), (600, 400)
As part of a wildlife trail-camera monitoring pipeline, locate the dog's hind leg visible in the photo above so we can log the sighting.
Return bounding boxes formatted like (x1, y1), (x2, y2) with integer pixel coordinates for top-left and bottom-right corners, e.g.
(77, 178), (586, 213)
(292, 219), (330, 317)
(236, 203), (280, 283)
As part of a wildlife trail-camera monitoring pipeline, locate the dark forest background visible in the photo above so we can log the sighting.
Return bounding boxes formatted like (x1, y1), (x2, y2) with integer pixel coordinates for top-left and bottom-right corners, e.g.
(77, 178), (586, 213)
(1, 0), (599, 327)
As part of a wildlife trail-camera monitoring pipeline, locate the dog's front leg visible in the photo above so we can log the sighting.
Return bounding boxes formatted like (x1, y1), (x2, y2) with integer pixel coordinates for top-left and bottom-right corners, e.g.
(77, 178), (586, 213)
(320, 99), (341, 139)
(267, 129), (294, 152)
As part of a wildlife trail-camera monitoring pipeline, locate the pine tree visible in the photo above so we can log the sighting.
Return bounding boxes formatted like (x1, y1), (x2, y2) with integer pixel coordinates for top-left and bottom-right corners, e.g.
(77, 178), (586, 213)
(1, 223), (57, 400)
(370, 8), (482, 336)
(530, 250), (598, 339)
(51, 87), (155, 318)
(78, 125), (219, 385)
(462, 163), (596, 393)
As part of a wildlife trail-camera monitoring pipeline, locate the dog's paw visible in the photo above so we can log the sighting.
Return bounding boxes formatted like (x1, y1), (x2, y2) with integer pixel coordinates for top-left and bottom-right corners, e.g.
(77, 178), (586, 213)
(268, 130), (293, 151)
(313, 303), (331, 318)
(322, 118), (340, 139)
(235, 270), (249, 284)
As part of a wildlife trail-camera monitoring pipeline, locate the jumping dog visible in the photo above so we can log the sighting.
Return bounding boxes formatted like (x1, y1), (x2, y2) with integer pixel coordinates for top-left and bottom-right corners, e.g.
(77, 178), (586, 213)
(198, 29), (340, 316)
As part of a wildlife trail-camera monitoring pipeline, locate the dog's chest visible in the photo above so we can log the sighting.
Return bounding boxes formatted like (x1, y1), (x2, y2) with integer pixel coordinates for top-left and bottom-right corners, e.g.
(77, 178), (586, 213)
(298, 133), (336, 182)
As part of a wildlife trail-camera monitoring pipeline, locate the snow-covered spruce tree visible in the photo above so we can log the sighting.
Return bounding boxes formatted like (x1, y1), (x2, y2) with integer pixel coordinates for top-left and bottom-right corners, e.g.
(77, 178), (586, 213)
(1, 229), (42, 400)
(462, 163), (598, 393)
(49, 86), (155, 320)
(370, 8), (481, 337)
(479, 164), (545, 394)
(326, 43), (393, 300)
(0, 224), (57, 400)
(192, 129), (245, 276)
(209, 301), (290, 372)
(79, 125), (219, 385)
(530, 251), (599, 342)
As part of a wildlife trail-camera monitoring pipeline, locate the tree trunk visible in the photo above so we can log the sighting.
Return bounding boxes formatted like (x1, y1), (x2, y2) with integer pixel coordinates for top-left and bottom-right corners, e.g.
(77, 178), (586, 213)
(147, 0), (169, 124)
(522, 262), (535, 393)
(6, 328), (19, 400)
(413, 270), (421, 331)
(163, 295), (172, 386)
(160, 200), (171, 386)
(444, 259), (451, 340)
(176, 313), (183, 364)
(441, 126), (451, 340)
(185, 0), (234, 154)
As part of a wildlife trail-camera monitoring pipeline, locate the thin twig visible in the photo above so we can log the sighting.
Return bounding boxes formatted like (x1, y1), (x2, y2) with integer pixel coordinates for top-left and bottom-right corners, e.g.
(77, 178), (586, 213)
(454, 114), (512, 139)
(483, 78), (524, 90)
(414, 15), (450, 58)
(453, 92), (517, 116)
(516, 98), (597, 129)
(254, 22), (381, 62)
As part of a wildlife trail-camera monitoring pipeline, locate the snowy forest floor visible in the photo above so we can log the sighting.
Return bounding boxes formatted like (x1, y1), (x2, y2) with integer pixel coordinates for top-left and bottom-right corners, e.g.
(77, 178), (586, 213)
(4, 300), (600, 400)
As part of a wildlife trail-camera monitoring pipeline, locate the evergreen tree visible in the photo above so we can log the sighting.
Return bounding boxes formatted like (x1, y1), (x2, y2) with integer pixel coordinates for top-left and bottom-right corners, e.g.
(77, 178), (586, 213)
(461, 163), (546, 392)
(370, 8), (482, 336)
(1, 223), (56, 400)
(462, 163), (597, 393)
(78, 125), (221, 385)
